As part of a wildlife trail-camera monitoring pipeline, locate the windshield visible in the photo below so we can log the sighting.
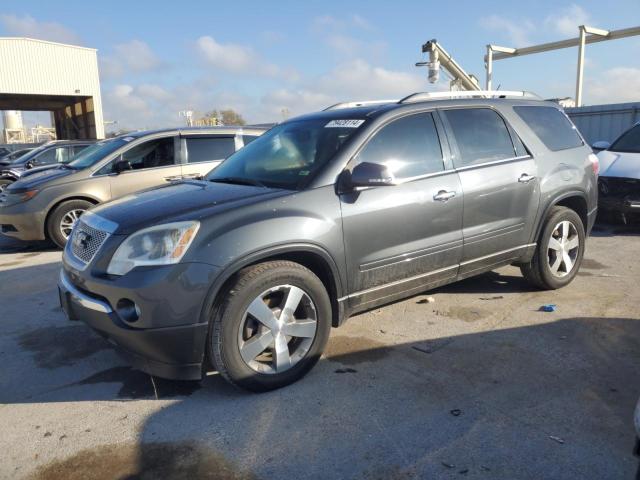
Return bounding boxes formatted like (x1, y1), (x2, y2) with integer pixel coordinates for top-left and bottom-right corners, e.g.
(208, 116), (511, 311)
(610, 124), (640, 154)
(205, 118), (364, 189)
(68, 138), (128, 169)
(8, 145), (47, 164)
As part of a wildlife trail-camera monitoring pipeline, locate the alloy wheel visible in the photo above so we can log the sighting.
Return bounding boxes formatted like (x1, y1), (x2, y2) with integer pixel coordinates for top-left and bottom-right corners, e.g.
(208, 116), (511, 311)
(59, 209), (85, 239)
(547, 220), (580, 277)
(237, 284), (318, 374)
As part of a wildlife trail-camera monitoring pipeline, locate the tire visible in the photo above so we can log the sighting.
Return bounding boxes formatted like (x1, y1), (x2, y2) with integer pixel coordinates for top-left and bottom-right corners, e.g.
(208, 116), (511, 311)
(0, 178), (13, 192)
(520, 206), (586, 290)
(209, 260), (332, 392)
(47, 199), (94, 249)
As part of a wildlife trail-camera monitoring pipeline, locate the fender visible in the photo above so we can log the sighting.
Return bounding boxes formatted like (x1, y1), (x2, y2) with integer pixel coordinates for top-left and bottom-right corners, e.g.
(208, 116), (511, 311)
(198, 242), (346, 327)
(532, 189), (589, 242)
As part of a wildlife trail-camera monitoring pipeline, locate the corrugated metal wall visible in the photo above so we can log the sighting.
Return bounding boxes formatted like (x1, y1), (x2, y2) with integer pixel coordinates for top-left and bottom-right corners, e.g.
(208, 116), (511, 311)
(566, 102), (640, 145)
(0, 38), (104, 138)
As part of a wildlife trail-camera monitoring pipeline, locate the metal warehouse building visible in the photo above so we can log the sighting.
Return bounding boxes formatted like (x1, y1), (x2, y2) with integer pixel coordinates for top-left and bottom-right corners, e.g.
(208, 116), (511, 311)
(0, 37), (104, 140)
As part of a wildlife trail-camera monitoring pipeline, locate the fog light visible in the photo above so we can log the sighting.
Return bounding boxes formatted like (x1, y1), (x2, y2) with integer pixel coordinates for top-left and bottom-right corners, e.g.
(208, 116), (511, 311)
(116, 298), (140, 323)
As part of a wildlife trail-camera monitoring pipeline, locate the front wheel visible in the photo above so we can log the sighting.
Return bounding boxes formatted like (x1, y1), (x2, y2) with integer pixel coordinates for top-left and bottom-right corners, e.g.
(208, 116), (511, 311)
(47, 199), (94, 249)
(520, 206), (586, 290)
(0, 178), (14, 192)
(209, 260), (332, 392)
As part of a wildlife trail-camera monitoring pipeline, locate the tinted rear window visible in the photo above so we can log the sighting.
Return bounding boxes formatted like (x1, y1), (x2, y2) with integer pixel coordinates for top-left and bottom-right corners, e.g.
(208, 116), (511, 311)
(186, 137), (235, 163)
(514, 106), (583, 151)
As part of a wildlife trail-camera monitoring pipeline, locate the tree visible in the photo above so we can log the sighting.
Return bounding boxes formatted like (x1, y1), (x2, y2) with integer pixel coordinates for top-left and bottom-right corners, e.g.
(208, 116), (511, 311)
(219, 109), (246, 126)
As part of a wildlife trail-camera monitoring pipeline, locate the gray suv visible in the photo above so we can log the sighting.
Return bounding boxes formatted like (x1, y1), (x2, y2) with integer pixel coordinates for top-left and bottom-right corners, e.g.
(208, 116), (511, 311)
(58, 92), (598, 391)
(0, 126), (266, 248)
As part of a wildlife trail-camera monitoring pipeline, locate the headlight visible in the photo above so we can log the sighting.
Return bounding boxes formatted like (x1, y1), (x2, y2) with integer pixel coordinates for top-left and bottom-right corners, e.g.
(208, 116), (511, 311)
(107, 221), (200, 276)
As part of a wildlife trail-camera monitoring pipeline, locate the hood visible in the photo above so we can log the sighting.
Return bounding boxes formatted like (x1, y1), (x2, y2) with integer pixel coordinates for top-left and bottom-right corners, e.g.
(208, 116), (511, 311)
(597, 150), (640, 179)
(91, 180), (287, 234)
(6, 166), (76, 192)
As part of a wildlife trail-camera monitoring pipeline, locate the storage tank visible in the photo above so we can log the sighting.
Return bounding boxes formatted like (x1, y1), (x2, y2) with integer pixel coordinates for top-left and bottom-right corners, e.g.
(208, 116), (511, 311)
(2, 110), (23, 130)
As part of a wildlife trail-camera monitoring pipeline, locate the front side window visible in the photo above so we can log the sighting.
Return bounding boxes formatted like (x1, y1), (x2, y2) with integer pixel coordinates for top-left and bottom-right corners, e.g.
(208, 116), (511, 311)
(444, 108), (516, 167)
(610, 124), (640, 154)
(35, 146), (69, 165)
(514, 106), (583, 151)
(354, 112), (444, 179)
(69, 138), (127, 170)
(121, 137), (176, 170)
(185, 137), (235, 163)
(206, 118), (363, 190)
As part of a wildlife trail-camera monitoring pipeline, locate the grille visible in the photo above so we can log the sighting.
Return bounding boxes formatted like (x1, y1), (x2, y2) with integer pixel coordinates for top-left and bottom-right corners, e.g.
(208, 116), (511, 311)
(70, 221), (109, 264)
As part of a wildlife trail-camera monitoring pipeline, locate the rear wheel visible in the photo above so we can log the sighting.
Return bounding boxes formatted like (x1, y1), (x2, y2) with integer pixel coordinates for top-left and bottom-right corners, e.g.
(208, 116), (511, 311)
(47, 199), (94, 249)
(520, 206), (585, 290)
(209, 260), (331, 392)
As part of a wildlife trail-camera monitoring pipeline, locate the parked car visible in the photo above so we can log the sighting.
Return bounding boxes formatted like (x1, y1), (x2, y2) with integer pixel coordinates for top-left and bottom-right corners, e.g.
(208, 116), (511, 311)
(0, 140), (95, 191)
(0, 126), (267, 248)
(0, 147), (35, 163)
(57, 93), (598, 392)
(595, 122), (640, 223)
(635, 398), (640, 462)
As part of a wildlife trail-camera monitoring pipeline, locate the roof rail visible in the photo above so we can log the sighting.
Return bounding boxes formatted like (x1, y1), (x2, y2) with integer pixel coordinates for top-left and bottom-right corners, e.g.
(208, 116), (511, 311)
(323, 99), (396, 111)
(398, 90), (541, 104)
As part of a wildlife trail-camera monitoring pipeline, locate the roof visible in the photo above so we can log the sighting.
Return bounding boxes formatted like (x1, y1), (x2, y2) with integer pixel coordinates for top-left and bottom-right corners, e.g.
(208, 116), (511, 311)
(0, 37), (96, 52)
(119, 125), (271, 139)
(288, 96), (553, 124)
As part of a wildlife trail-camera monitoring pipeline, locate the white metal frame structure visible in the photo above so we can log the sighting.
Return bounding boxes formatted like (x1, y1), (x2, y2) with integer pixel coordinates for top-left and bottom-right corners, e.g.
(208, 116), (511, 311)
(485, 25), (640, 106)
(416, 40), (481, 91)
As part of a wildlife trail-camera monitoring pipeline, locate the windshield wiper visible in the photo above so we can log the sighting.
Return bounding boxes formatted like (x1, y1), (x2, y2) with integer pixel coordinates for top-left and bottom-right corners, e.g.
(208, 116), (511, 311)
(209, 177), (267, 188)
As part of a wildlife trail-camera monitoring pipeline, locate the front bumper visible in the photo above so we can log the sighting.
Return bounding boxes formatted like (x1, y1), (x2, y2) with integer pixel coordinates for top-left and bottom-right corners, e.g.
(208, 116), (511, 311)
(58, 261), (220, 380)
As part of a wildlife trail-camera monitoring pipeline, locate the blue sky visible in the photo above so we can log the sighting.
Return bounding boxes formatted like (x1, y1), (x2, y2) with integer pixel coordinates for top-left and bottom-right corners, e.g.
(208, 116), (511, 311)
(1, 0), (639, 131)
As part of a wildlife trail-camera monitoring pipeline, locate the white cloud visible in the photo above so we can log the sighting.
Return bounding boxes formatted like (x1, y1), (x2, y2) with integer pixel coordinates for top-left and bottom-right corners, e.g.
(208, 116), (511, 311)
(0, 13), (81, 45)
(479, 14), (535, 47)
(545, 4), (590, 37)
(196, 36), (255, 72)
(585, 67), (640, 104)
(100, 40), (160, 78)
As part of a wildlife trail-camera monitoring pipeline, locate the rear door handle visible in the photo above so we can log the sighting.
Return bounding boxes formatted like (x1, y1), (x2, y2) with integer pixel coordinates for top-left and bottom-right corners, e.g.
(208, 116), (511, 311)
(164, 175), (182, 182)
(433, 190), (456, 202)
(518, 173), (535, 183)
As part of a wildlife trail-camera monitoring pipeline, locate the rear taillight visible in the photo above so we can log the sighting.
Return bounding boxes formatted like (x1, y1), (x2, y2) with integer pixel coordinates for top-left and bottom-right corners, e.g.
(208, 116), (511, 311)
(588, 153), (599, 176)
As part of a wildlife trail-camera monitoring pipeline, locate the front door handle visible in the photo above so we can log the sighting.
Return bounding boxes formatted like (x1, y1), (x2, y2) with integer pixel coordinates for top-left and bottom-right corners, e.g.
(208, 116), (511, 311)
(182, 173), (202, 180)
(518, 173), (535, 183)
(433, 190), (456, 202)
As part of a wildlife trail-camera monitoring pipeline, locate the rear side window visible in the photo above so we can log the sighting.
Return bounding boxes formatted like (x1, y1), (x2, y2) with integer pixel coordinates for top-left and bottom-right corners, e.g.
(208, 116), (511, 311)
(356, 112), (444, 179)
(186, 137), (235, 163)
(444, 108), (516, 167)
(514, 106), (583, 151)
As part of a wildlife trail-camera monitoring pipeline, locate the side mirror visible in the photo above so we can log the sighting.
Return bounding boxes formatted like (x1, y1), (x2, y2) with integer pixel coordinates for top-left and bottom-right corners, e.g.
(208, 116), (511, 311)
(349, 162), (395, 188)
(592, 140), (611, 151)
(25, 160), (34, 169)
(114, 157), (132, 174)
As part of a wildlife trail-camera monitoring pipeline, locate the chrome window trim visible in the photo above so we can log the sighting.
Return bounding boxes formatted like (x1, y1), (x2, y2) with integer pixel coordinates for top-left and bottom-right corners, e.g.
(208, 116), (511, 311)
(453, 154), (533, 172)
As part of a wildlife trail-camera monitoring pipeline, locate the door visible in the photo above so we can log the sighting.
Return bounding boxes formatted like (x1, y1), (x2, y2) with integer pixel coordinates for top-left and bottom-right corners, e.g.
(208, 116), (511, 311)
(180, 135), (238, 179)
(340, 112), (463, 309)
(109, 136), (182, 199)
(441, 107), (540, 274)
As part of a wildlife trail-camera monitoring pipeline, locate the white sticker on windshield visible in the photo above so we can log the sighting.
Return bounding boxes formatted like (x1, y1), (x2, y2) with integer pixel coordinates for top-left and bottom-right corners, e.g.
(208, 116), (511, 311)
(325, 119), (365, 128)
(123, 136), (135, 142)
